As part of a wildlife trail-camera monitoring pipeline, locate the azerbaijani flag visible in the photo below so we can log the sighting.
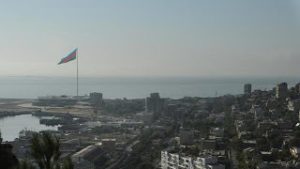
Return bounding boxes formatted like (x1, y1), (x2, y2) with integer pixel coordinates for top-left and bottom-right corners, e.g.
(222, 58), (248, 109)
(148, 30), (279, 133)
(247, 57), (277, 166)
(58, 48), (77, 65)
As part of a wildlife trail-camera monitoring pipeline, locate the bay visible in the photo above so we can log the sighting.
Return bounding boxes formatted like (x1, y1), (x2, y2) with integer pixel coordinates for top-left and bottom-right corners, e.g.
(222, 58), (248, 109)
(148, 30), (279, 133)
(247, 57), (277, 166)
(0, 114), (58, 141)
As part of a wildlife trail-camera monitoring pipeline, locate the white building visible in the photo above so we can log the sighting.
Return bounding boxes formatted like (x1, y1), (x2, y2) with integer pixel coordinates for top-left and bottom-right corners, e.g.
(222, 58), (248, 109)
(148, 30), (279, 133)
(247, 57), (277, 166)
(288, 99), (300, 112)
(251, 105), (264, 121)
(161, 151), (225, 169)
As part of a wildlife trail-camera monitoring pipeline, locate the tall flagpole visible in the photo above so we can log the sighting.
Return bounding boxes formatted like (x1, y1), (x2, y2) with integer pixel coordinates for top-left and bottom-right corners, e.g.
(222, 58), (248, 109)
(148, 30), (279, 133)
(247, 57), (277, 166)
(77, 48), (79, 98)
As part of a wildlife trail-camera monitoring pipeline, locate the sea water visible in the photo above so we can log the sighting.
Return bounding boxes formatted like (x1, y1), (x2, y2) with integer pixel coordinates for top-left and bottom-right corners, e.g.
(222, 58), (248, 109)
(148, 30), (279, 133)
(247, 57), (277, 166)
(0, 114), (58, 141)
(0, 76), (298, 99)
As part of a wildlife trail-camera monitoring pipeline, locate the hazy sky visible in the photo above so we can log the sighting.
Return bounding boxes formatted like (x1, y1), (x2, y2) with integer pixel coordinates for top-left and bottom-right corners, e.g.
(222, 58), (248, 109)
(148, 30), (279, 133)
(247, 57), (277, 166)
(0, 0), (300, 77)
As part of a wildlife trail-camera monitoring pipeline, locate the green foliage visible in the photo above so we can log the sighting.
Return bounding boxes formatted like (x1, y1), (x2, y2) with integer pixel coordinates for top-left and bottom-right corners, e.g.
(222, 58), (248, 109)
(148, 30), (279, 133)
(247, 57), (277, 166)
(60, 157), (73, 169)
(31, 132), (61, 169)
(224, 111), (236, 138)
(256, 137), (270, 151)
(279, 148), (292, 161)
(29, 132), (74, 169)
(16, 160), (36, 169)
(120, 127), (167, 169)
(295, 130), (300, 138)
(236, 152), (247, 169)
(0, 145), (19, 169)
(289, 138), (300, 147)
(232, 138), (243, 152)
(267, 129), (283, 148)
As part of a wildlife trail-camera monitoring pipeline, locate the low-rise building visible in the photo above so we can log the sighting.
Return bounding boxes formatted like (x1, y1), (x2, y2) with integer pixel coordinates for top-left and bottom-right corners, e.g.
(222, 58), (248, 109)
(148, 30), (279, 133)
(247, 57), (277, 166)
(72, 145), (107, 169)
(161, 151), (225, 169)
(180, 129), (194, 145)
(33, 95), (77, 107)
(290, 147), (300, 158)
(89, 92), (104, 107)
(288, 99), (300, 112)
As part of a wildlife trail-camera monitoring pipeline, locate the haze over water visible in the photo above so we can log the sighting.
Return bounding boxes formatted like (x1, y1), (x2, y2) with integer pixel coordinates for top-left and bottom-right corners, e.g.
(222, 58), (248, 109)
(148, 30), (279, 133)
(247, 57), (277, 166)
(0, 76), (298, 99)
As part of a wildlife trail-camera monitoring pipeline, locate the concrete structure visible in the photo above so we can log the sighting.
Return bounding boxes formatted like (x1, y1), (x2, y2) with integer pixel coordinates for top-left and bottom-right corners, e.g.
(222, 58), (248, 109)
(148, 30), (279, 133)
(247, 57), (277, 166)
(33, 95), (77, 107)
(251, 105), (264, 122)
(61, 139), (82, 156)
(146, 93), (164, 120)
(72, 145), (106, 169)
(194, 156), (224, 169)
(89, 92), (103, 106)
(100, 138), (116, 151)
(135, 111), (153, 124)
(161, 151), (225, 169)
(288, 99), (300, 112)
(296, 83), (300, 94)
(244, 83), (252, 95)
(276, 82), (288, 99)
(180, 129), (194, 145)
(210, 127), (224, 138)
(290, 147), (300, 158)
(201, 139), (216, 150)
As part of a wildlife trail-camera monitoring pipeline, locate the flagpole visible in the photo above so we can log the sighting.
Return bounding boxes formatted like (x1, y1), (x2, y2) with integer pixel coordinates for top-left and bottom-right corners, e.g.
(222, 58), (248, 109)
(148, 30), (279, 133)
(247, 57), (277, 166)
(76, 48), (79, 99)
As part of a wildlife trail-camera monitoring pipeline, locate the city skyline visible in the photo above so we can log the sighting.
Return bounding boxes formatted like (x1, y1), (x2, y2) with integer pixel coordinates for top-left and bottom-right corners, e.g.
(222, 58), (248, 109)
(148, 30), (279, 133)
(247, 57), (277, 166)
(0, 0), (300, 77)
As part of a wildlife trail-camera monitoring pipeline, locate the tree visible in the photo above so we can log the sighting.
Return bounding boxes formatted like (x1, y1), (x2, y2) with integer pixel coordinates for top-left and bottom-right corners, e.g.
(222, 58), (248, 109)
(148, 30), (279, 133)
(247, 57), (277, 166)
(30, 132), (61, 169)
(0, 131), (19, 169)
(14, 132), (73, 169)
(17, 160), (36, 169)
(60, 157), (73, 169)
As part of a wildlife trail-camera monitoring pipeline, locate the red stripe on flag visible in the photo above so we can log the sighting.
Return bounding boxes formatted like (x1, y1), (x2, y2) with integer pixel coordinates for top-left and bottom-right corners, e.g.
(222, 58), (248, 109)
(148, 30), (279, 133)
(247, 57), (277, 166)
(58, 48), (77, 65)
(62, 51), (76, 63)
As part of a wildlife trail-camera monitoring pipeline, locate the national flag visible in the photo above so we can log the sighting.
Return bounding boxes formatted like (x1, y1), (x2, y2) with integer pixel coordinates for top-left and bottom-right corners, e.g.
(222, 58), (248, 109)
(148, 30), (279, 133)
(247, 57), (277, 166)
(58, 48), (77, 65)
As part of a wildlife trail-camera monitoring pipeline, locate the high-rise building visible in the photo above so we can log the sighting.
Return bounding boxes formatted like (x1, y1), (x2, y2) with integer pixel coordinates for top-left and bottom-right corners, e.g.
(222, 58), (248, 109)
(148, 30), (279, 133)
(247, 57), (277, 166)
(276, 82), (288, 99)
(295, 83), (300, 94)
(244, 83), (252, 95)
(89, 92), (103, 106)
(146, 93), (164, 120)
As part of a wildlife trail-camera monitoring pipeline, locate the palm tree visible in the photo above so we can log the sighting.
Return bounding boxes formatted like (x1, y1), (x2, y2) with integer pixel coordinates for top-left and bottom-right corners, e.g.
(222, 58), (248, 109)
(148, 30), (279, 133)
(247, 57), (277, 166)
(11, 131), (73, 169)
(16, 160), (36, 169)
(30, 132), (61, 169)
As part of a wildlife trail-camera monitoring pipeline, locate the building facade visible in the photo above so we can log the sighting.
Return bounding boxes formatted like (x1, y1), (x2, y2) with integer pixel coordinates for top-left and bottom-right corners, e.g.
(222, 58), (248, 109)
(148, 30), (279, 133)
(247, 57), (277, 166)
(89, 92), (103, 107)
(244, 83), (252, 95)
(161, 151), (225, 169)
(276, 82), (288, 99)
(146, 93), (164, 120)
